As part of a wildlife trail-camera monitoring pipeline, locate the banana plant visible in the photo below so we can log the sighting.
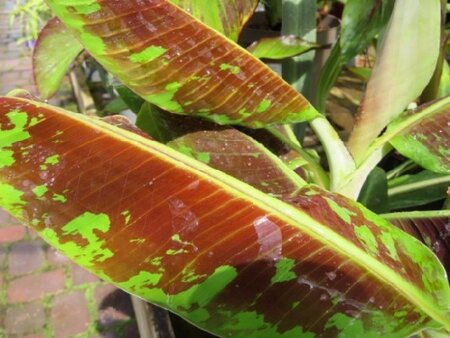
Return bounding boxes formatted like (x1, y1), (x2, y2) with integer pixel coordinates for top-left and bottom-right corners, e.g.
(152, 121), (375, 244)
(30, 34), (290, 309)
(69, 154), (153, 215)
(1, 0), (449, 337)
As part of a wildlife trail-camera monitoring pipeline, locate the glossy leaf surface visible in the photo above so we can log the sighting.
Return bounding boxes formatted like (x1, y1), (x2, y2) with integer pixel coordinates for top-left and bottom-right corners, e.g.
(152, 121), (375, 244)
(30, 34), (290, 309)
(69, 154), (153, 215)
(348, 0), (441, 161)
(33, 0), (257, 100)
(388, 97), (450, 174)
(385, 211), (450, 278)
(45, 0), (317, 128)
(136, 104), (305, 196)
(248, 35), (318, 60)
(33, 17), (83, 99)
(1, 96), (450, 337)
(170, 0), (258, 41)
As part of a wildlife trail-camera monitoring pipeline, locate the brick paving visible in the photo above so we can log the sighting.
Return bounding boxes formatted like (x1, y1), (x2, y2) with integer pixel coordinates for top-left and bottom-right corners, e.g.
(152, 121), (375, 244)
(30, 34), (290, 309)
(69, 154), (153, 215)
(0, 1), (139, 337)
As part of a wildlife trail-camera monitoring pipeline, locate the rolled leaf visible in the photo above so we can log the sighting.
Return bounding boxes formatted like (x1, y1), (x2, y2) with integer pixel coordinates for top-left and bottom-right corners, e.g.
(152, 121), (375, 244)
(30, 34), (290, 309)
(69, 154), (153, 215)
(388, 97), (450, 174)
(45, 0), (318, 128)
(384, 211), (450, 279)
(348, 0), (441, 162)
(33, 17), (84, 99)
(1, 96), (450, 337)
(248, 35), (318, 60)
(170, 0), (258, 41)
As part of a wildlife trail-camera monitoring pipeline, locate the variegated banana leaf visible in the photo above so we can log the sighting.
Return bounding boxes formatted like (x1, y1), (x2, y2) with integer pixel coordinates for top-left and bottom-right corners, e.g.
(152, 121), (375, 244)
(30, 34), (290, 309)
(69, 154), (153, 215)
(384, 211), (450, 279)
(33, 0), (258, 99)
(1, 96), (450, 337)
(136, 103), (306, 196)
(388, 97), (450, 174)
(43, 0), (317, 128)
(170, 0), (258, 41)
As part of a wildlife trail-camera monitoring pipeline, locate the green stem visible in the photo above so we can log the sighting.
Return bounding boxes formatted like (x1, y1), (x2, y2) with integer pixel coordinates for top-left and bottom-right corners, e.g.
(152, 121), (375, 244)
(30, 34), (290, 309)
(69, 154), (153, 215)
(337, 145), (391, 199)
(266, 126), (330, 188)
(310, 116), (355, 192)
(386, 160), (416, 180)
(382, 210), (450, 220)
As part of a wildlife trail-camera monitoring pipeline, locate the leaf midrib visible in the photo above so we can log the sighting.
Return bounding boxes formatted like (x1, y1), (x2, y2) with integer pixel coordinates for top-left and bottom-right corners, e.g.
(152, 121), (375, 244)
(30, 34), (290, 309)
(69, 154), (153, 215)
(25, 98), (450, 330)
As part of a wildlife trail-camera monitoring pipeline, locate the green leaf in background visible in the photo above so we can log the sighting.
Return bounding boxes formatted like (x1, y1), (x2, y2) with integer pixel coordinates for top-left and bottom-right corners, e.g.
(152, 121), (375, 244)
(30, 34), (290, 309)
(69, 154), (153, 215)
(247, 35), (318, 60)
(32, 17), (83, 99)
(384, 210), (450, 278)
(339, 0), (394, 62)
(115, 85), (145, 115)
(437, 61), (450, 99)
(104, 97), (128, 114)
(170, 0), (258, 41)
(262, 0), (282, 28)
(347, 66), (372, 82)
(348, 0), (441, 161)
(2, 95), (450, 336)
(388, 171), (450, 210)
(46, 0), (318, 128)
(358, 167), (389, 214)
(316, 0), (394, 112)
(388, 96), (450, 174)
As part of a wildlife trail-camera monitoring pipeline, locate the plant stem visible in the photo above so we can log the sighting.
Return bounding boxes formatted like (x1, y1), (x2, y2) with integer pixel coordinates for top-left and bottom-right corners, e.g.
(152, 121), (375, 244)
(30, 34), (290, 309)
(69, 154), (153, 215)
(341, 95), (450, 198)
(337, 145), (391, 199)
(382, 210), (450, 220)
(266, 125), (330, 188)
(310, 116), (356, 192)
(386, 160), (416, 180)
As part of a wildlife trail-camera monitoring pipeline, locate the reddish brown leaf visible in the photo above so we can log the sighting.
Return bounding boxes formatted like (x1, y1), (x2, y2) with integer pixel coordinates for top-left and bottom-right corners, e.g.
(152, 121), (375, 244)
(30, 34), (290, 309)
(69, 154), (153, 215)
(45, 0), (318, 128)
(385, 212), (450, 278)
(0, 96), (449, 337)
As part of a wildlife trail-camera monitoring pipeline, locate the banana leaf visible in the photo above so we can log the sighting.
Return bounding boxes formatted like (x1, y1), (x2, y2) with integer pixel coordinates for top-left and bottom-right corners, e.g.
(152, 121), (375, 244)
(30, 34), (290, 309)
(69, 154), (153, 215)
(41, 0), (317, 128)
(0, 96), (449, 337)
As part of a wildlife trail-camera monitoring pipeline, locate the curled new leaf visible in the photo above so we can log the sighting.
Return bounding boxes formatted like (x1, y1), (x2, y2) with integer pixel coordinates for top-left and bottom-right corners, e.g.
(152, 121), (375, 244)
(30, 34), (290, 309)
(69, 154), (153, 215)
(1, 96), (450, 337)
(45, 0), (318, 128)
(348, 0), (441, 161)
